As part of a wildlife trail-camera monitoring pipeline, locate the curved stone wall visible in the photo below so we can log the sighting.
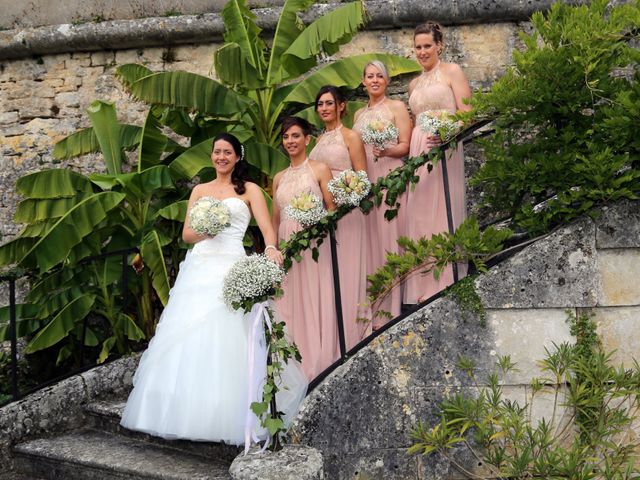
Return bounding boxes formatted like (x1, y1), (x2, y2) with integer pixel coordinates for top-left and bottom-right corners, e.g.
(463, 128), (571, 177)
(290, 200), (640, 479)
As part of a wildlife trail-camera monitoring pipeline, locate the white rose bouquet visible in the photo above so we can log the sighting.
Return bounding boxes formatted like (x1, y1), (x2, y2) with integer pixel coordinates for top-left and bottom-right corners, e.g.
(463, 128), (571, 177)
(417, 110), (461, 142)
(284, 192), (327, 228)
(222, 254), (285, 312)
(327, 169), (371, 207)
(360, 120), (399, 161)
(188, 196), (231, 237)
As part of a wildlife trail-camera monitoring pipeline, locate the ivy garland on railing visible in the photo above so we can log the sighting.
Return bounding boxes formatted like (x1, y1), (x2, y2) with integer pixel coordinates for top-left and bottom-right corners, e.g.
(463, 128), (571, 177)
(252, 119), (513, 450)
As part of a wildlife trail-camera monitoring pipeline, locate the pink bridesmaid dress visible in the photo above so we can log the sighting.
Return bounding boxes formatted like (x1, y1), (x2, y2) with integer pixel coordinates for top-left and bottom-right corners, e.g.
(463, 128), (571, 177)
(274, 160), (340, 380)
(404, 62), (467, 304)
(353, 102), (407, 325)
(309, 126), (371, 349)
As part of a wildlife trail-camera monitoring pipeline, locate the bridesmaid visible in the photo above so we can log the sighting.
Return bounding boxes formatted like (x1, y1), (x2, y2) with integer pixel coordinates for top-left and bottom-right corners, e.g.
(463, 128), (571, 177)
(272, 116), (339, 380)
(404, 21), (472, 304)
(353, 61), (411, 326)
(310, 85), (371, 349)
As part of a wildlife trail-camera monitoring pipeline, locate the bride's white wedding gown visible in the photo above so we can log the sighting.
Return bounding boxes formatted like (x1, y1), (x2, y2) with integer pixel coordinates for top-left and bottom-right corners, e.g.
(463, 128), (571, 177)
(120, 197), (306, 445)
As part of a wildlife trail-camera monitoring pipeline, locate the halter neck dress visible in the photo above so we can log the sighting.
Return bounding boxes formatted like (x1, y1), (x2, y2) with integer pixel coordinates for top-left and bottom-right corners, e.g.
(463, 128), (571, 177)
(353, 100), (408, 324)
(274, 160), (340, 380)
(404, 62), (467, 303)
(310, 126), (371, 347)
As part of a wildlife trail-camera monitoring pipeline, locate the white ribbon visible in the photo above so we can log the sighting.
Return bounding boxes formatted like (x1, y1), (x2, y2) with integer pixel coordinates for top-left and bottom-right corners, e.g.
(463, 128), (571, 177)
(244, 301), (273, 454)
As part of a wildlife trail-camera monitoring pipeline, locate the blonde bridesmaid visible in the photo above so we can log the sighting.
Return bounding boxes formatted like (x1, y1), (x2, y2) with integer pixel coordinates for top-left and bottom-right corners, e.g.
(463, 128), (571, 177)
(353, 61), (411, 326)
(272, 116), (339, 380)
(310, 85), (371, 349)
(404, 22), (472, 304)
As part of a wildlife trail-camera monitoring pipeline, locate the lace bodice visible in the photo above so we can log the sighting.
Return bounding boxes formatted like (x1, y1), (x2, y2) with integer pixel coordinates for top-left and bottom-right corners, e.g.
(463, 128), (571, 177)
(353, 100), (399, 148)
(309, 126), (352, 175)
(190, 197), (250, 257)
(409, 62), (457, 116)
(275, 160), (323, 212)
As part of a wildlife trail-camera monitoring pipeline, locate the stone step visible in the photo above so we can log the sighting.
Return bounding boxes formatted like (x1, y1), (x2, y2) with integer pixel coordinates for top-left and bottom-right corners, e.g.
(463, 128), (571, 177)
(13, 429), (233, 480)
(85, 399), (242, 463)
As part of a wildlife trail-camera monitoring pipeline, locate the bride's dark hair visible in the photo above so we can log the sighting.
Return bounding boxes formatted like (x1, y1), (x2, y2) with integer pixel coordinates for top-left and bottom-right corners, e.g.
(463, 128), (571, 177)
(213, 132), (248, 195)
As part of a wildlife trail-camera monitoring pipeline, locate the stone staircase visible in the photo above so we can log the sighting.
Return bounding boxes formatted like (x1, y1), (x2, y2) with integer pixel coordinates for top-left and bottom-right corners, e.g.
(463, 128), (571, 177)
(10, 399), (239, 480)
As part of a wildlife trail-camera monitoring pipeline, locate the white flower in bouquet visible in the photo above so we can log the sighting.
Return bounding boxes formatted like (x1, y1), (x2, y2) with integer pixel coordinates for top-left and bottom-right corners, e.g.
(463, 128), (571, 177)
(360, 120), (399, 160)
(284, 191), (327, 228)
(188, 196), (231, 237)
(327, 169), (371, 207)
(417, 110), (461, 142)
(222, 254), (285, 312)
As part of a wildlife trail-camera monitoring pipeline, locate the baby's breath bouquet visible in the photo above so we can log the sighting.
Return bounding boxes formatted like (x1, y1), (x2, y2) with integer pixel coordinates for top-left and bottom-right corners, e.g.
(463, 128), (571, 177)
(284, 192), (326, 228)
(222, 254), (285, 313)
(417, 110), (461, 142)
(328, 169), (371, 207)
(188, 196), (231, 237)
(360, 120), (399, 161)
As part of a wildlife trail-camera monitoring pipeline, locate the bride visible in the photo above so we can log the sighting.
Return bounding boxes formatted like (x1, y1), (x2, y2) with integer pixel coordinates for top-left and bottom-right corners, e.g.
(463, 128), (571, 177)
(120, 133), (306, 445)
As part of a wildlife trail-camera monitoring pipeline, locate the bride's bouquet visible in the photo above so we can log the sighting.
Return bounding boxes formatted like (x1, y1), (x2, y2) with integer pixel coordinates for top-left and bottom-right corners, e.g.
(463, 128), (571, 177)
(222, 254), (285, 312)
(327, 169), (371, 207)
(284, 191), (327, 228)
(188, 196), (231, 237)
(417, 110), (461, 142)
(360, 120), (399, 161)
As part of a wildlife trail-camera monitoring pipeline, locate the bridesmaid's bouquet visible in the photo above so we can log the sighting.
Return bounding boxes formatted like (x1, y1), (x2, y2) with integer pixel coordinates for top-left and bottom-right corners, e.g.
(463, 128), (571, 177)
(222, 254), (285, 312)
(284, 192), (327, 228)
(188, 196), (231, 237)
(417, 110), (461, 142)
(360, 120), (399, 161)
(327, 169), (371, 207)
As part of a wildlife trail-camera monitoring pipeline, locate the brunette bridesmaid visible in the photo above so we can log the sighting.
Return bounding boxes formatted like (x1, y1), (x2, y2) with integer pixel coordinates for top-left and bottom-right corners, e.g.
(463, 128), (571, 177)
(310, 85), (371, 349)
(353, 61), (411, 325)
(404, 22), (472, 304)
(272, 116), (339, 380)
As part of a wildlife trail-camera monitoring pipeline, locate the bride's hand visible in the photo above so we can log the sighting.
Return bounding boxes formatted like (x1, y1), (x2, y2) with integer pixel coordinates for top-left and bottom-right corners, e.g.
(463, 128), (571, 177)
(265, 246), (283, 266)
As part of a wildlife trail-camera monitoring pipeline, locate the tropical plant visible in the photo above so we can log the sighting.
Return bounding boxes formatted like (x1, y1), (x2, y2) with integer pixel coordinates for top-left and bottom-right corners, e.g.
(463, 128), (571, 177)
(409, 312), (640, 478)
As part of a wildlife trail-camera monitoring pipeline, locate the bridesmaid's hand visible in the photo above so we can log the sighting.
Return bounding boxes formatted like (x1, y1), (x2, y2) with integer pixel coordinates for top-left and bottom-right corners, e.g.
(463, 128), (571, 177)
(265, 247), (284, 266)
(425, 134), (442, 150)
(372, 145), (386, 158)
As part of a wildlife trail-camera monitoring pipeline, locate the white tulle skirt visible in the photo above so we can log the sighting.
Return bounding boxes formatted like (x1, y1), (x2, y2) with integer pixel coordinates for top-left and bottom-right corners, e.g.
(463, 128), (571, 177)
(120, 239), (307, 445)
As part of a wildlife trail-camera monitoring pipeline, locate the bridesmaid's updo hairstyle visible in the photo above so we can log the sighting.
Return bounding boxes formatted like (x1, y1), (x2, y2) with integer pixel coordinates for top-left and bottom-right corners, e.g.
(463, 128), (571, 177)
(314, 85), (348, 118)
(362, 60), (390, 82)
(281, 116), (313, 137)
(213, 132), (248, 195)
(414, 21), (444, 45)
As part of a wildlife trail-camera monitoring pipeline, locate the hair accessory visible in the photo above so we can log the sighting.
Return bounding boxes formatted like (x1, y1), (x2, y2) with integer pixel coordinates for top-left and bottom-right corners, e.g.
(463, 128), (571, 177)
(240, 144), (245, 162)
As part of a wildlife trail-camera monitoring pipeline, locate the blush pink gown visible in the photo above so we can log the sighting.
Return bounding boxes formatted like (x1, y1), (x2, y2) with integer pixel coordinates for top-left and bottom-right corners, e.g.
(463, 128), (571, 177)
(353, 102), (407, 326)
(309, 126), (371, 349)
(274, 160), (340, 380)
(404, 62), (467, 304)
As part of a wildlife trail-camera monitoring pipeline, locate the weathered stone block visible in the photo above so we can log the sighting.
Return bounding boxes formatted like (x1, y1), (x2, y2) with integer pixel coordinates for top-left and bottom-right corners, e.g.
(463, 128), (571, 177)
(588, 306), (640, 368)
(0, 111), (19, 125)
(487, 308), (575, 384)
(595, 200), (640, 249)
(476, 217), (600, 308)
(597, 249), (640, 306)
(230, 445), (324, 480)
(89, 50), (116, 67)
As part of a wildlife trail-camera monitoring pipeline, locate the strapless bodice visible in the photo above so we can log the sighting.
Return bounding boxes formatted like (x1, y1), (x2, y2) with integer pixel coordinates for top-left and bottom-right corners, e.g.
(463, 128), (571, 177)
(190, 197), (250, 258)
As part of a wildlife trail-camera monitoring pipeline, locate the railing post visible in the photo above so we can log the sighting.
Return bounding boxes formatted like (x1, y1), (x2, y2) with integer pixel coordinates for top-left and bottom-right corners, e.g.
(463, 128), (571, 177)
(328, 225), (347, 360)
(265, 347), (280, 450)
(9, 278), (19, 400)
(122, 251), (130, 352)
(440, 148), (459, 283)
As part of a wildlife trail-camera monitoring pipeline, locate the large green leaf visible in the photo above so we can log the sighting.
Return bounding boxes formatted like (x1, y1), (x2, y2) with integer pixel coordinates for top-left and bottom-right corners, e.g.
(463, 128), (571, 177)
(91, 166), (175, 201)
(169, 138), (215, 179)
(266, 0), (316, 85)
(0, 237), (37, 267)
(0, 304), (40, 341)
(52, 125), (143, 160)
(138, 108), (168, 171)
(124, 72), (252, 117)
(16, 169), (93, 199)
(115, 63), (154, 89)
(157, 200), (188, 221)
(87, 100), (125, 175)
(280, 1), (365, 79)
(245, 142), (290, 177)
(285, 53), (422, 105)
(140, 230), (170, 306)
(21, 191), (126, 273)
(14, 195), (90, 224)
(25, 294), (96, 353)
(214, 43), (265, 89)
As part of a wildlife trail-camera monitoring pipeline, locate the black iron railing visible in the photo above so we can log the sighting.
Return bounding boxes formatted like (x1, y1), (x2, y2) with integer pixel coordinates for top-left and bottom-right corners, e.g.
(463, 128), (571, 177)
(0, 247), (139, 405)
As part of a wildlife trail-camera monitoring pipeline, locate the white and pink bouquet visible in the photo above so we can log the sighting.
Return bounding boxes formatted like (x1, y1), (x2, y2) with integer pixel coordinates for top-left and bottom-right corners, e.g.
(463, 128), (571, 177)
(188, 196), (231, 237)
(360, 120), (399, 160)
(417, 110), (461, 142)
(327, 169), (371, 207)
(284, 192), (327, 228)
